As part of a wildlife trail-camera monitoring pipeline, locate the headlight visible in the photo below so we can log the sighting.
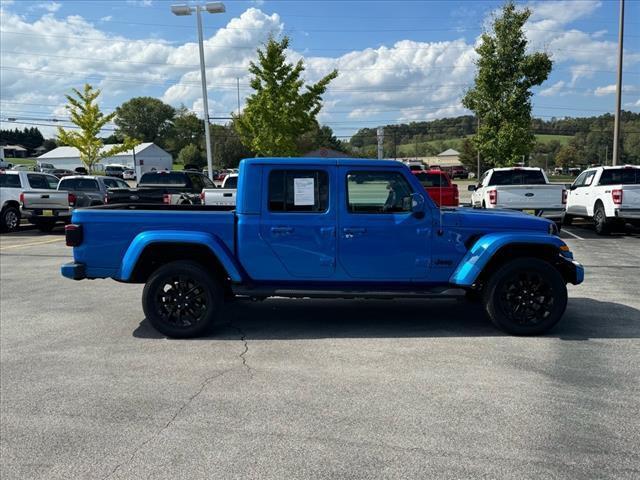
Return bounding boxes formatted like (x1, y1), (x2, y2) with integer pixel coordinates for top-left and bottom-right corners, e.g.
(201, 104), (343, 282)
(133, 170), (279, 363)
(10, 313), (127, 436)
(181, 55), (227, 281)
(548, 222), (559, 235)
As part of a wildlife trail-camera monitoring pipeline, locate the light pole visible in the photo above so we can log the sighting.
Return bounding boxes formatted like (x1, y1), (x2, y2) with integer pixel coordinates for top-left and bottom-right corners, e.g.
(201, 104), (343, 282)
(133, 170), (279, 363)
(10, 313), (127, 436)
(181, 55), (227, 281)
(171, 2), (225, 180)
(612, 0), (624, 165)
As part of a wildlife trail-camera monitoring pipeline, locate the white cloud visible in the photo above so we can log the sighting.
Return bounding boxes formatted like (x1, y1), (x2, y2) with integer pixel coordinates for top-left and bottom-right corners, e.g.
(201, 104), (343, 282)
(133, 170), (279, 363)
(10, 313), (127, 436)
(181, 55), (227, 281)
(528, 0), (601, 25)
(539, 81), (566, 97)
(100, 15), (113, 22)
(126, 0), (153, 6)
(31, 1), (61, 13)
(594, 84), (639, 96)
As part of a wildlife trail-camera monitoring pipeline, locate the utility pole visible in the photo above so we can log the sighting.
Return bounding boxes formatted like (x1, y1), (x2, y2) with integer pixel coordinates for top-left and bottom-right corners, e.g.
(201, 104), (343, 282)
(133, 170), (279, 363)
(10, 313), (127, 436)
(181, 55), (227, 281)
(612, 0), (624, 166)
(377, 127), (384, 160)
(236, 77), (241, 115)
(476, 116), (481, 178)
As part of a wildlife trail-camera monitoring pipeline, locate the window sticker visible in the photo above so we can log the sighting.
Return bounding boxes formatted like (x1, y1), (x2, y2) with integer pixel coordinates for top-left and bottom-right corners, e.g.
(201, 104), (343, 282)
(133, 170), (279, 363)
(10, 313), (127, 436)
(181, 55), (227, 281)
(293, 177), (315, 205)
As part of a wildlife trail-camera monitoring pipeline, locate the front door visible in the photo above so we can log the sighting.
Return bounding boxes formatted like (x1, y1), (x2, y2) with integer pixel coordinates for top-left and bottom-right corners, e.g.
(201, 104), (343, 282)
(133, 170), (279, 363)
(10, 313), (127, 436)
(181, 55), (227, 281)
(259, 167), (336, 279)
(337, 168), (432, 280)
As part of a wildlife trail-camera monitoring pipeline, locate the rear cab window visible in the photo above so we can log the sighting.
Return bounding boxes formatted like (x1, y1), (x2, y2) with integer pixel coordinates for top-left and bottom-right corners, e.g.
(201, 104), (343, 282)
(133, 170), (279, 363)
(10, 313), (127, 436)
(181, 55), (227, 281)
(59, 178), (100, 191)
(346, 171), (413, 214)
(414, 172), (449, 187)
(598, 168), (640, 185)
(268, 170), (329, 213)
(26, 173), (58, 189)
(488, 169), (547, 186)
(139, 172), (188, 186)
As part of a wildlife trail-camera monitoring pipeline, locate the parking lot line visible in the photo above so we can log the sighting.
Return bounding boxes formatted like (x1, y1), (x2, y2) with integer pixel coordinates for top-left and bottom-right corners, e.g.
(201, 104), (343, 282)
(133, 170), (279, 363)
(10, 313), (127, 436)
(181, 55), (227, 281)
(0, 238), (65, 250)
(562, 228), (585, 240)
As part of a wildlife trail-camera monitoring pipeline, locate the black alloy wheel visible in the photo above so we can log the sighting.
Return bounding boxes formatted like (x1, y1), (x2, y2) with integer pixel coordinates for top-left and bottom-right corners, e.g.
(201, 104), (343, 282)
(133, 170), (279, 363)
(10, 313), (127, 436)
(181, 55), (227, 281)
(142, 260), (223, 338)
(593, 203), (610, 235)
(484, 257), (567, 335)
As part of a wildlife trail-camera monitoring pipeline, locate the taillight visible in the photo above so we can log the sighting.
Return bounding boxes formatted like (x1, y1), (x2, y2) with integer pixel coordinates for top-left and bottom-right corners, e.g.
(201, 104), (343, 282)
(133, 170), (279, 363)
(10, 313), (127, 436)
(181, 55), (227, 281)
(199, 191), (205, 203)
(488, 189), (497, 205)
(562, 189), (567, 204)
(104, 194), (108, 204)
(19, 192), (24, 205)
(65, 224), (83, 247)
(68, 192), (76, 206)
(162, 194), (171, 204)
(612, 189), (623, 205)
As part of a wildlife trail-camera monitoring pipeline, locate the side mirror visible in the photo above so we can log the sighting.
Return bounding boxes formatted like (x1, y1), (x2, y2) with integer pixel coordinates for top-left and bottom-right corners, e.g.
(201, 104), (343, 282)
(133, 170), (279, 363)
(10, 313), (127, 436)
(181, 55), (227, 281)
(468, 184), (477, 191)
(569, 184), (577, 191)
(410, 192), (425, 213)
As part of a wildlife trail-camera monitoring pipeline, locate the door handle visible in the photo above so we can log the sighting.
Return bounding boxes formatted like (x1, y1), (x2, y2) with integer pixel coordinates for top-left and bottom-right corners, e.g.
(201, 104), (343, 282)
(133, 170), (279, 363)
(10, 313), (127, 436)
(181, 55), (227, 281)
(271, 227), (294, 235)
(343, 227), (366, 238)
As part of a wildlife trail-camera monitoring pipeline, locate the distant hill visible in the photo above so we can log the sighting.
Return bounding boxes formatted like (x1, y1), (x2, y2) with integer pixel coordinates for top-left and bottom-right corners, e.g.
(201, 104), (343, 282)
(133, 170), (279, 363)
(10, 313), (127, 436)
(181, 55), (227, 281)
(347, 111), (640, 164)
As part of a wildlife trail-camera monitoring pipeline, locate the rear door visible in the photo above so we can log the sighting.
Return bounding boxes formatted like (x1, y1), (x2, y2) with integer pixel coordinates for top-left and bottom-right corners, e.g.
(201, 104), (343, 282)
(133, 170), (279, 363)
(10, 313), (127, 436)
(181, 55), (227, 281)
(337, 168), (432, 280)
(259, 166), (336, 279)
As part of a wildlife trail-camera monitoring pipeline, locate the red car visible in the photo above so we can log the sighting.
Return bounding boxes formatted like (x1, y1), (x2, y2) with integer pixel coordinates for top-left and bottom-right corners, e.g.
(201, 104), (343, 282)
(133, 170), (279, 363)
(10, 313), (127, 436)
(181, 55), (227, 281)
(413, 170), (459, 207)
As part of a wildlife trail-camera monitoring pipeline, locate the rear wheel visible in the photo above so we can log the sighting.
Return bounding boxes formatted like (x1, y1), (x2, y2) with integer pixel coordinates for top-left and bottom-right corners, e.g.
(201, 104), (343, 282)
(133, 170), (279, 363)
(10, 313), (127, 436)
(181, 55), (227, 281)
(483, 258), (567, 336)
(142, 260), (223, 338)
(593, 202), (610, 235)
(1, 206), (20, 233)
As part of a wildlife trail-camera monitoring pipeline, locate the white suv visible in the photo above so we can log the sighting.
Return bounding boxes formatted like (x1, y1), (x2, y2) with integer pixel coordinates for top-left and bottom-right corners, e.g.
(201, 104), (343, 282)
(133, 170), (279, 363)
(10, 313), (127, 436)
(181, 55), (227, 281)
(564, 165), (640, 234)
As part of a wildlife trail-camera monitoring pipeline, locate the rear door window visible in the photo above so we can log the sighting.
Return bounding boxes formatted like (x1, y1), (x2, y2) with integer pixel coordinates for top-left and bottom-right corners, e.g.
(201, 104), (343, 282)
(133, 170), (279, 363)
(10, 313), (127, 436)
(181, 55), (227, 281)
(268, 170), (329, 213)
(0, 174), (22, 188)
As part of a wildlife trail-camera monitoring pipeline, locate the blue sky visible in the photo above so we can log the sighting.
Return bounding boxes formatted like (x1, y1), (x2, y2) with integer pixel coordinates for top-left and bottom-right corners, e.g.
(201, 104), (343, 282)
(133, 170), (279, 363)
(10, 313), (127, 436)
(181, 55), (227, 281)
(1, 0), (639, 139)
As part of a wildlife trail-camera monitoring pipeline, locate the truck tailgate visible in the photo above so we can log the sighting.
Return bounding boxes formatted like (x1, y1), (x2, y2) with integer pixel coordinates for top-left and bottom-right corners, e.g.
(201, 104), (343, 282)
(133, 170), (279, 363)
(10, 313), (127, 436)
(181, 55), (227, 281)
(494, 185), (565, 209)
(621, 185), (640, 209)
(21, 190), (69, 210)
(204, 188), (236, 206)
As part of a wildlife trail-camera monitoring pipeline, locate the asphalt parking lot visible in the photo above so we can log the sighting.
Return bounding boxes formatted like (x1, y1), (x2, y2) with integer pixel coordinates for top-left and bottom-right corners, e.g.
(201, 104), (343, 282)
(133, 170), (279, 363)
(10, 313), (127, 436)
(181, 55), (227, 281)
(1, 225), (639, 479)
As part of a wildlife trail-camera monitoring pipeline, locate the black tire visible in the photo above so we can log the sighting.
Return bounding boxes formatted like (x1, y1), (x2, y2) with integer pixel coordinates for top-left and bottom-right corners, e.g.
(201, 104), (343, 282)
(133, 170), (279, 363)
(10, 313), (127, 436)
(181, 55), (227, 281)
(593, 202), (610, 235)
(1, 206), (20, 233)
(35, 220), (56, 233)
(483, 257), (567, 336)
(562, 214), (573, 226)
(142, 260), (223, 338)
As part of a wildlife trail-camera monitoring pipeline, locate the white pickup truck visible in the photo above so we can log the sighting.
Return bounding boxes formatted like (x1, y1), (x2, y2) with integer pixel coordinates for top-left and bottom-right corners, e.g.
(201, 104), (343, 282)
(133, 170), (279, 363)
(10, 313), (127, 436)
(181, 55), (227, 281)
(469, 167), (566, 221)
(202, 173), (238, 207)
(564, 165), (640, 234)
(1, 170), (68, 232)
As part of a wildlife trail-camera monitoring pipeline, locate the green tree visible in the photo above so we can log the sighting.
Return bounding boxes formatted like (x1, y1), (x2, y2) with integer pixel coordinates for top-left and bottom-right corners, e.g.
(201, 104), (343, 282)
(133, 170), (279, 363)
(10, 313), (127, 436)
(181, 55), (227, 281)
(177, 143), (205, 167)
(234, 36), (338, 156)
(211, 123), (254, 168)
(57, 84), (139, 173)
(458, 138), (480, 173)
(164, 107), (204, 156)
(114, 97), (175, 146)
(555, 145), (579, 168)
(462, 1), (552, 167)
(296, 123), (345, 153)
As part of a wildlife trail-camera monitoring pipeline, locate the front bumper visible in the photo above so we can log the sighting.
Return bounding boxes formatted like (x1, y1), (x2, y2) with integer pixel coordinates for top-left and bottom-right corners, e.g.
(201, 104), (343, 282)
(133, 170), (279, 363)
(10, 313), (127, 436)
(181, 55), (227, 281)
(61, 262), (86, 280)
(558, 256), (584, 285)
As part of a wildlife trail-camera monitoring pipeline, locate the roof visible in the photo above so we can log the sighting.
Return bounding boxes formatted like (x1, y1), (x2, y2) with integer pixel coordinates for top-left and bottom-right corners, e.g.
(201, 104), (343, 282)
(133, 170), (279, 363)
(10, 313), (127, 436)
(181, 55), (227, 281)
(437, 148), (460, 157)
(242, 157), (404, 168)
(491, 167), (543, 171)
(38, 142), (155, 159)
(2, 144), (27, 151)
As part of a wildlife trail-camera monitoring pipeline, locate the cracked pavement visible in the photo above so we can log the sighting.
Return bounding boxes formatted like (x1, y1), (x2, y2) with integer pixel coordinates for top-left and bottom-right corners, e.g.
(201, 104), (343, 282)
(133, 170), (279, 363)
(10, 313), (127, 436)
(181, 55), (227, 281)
(1, 230), (640, 479)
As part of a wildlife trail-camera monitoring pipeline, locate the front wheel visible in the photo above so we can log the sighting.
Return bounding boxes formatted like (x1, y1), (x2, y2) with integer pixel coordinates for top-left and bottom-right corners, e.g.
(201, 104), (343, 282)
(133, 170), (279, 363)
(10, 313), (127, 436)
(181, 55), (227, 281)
(483, 258), (567, 336)
(142, 260), (223, 338)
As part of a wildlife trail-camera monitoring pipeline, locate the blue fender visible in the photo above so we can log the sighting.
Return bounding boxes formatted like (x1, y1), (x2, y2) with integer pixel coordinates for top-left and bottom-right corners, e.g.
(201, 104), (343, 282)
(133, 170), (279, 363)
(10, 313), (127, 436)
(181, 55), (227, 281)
(449, 232), (568, 287)
(119, 230), (244, 282)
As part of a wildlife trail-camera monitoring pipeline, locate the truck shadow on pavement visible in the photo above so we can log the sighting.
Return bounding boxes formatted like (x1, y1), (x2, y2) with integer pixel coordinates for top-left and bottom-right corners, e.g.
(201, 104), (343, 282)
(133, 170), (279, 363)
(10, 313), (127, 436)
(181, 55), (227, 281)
(133, 297), (640, 341)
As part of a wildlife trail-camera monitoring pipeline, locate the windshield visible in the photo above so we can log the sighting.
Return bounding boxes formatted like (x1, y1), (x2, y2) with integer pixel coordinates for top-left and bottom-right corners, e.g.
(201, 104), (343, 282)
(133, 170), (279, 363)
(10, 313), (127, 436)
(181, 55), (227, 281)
(489, 170), (546, 186)
(598, 168), (640, 185)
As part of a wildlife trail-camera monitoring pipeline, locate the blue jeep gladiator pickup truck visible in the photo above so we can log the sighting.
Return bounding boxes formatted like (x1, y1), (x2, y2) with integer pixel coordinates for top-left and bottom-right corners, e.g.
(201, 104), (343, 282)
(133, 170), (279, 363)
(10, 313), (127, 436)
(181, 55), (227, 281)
(61, 158), (584, 338)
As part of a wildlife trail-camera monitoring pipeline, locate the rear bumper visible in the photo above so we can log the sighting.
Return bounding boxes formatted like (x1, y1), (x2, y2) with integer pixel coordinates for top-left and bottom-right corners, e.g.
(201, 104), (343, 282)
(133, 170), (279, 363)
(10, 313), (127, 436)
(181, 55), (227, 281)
(22, 208), (71, 221)
(614, 208), (640, 220)
(61, 262), (86, 280)
(536, 208), (564, 220)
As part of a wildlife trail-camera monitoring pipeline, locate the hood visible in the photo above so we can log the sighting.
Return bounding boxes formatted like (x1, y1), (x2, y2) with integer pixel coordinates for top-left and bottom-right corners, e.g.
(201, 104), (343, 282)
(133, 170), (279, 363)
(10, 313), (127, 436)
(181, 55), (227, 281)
(440, 207), (553, 233)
